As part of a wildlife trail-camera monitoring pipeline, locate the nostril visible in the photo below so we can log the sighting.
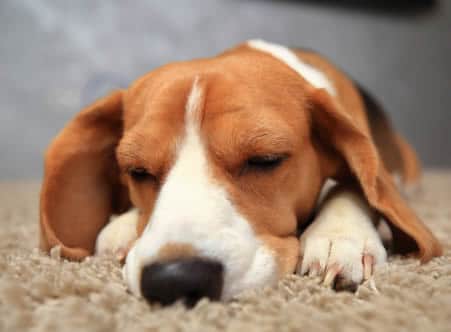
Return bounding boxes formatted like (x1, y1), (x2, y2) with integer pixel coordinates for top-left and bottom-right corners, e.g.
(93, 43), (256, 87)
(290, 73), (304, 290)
(140, 258), (224, 307)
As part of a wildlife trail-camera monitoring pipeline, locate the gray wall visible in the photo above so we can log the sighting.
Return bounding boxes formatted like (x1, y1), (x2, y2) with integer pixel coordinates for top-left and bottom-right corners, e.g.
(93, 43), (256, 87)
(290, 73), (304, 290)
(1, 0), (450, 179)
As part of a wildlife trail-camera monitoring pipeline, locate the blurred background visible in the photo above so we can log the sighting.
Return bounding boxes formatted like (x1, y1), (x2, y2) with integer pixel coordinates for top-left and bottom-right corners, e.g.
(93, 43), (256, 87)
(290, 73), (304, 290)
(1, 0), (450, 179)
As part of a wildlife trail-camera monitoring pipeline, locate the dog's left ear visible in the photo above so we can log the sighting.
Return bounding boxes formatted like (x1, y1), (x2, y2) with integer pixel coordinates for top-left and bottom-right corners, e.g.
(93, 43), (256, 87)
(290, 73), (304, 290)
(310, 89), (442, 262)
(40, 91), (131, 260)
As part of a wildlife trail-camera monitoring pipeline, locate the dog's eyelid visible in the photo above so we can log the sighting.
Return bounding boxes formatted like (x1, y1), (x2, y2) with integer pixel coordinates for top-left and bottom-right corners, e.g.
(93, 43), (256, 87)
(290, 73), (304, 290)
(248, 152), (290, 161)
(127, 166), (158, 183)
(239, 152), (290, 175)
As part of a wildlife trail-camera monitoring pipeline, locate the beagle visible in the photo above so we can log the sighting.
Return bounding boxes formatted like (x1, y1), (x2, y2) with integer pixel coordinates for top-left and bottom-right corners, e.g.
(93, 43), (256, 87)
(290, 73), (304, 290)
(39, 40), (442, 306)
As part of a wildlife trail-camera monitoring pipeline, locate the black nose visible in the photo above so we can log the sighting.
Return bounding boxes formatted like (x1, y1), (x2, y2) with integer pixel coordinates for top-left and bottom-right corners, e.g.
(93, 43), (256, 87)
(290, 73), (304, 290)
(140, 258), (224, 307)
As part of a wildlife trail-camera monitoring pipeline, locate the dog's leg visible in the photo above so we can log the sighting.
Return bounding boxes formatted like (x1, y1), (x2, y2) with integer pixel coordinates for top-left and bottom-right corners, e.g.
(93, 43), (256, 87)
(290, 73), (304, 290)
(297, 186), (387, 290)
(95, 208), (139, 261)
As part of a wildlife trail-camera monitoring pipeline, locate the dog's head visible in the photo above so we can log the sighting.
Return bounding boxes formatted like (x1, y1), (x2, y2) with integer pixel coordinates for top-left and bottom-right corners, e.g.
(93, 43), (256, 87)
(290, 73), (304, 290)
(40, 41), (441, 305)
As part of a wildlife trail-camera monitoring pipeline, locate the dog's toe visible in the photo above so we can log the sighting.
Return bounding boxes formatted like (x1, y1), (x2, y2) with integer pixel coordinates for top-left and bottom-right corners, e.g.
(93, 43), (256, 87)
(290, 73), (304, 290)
(325, 237), (364, 287)
(297, 236), (330, 276)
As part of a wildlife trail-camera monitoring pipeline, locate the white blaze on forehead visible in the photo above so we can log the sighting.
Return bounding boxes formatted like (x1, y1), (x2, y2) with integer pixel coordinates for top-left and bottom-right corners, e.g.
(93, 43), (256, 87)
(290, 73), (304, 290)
(247, 39), (336, 96)
(123, 78), (278, 300)
(185, 76), (203, 122)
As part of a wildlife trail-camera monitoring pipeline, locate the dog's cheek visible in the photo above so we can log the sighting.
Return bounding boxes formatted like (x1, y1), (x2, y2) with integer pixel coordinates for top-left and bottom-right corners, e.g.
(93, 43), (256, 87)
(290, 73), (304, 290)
(261, 235), (300, 276)
(126, 183), (158, 236)
(137, 211), (151, 236)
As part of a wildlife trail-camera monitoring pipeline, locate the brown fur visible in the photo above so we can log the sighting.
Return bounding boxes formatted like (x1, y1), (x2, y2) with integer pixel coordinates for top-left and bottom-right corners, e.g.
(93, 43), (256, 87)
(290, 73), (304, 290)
(157, 243), (197, 262)
(39, 43), (441, 269)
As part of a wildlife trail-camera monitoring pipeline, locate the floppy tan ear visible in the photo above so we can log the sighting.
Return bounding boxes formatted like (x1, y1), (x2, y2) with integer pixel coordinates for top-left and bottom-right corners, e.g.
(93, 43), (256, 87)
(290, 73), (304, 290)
(40, 91), (131, 260)
(311, 89), (442, 262)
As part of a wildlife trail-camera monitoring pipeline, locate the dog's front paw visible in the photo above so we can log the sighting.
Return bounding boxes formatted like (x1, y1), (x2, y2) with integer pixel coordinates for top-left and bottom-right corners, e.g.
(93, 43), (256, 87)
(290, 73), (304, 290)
(296, 189), (387, 291)
(297, 234), (386, 291)
(95, 208), (139, 261)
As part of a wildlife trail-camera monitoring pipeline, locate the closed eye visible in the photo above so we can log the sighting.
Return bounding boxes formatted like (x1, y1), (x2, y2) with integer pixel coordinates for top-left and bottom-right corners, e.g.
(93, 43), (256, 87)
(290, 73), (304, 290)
(242, 154), (289, 174)
(128, 167), (157, 183)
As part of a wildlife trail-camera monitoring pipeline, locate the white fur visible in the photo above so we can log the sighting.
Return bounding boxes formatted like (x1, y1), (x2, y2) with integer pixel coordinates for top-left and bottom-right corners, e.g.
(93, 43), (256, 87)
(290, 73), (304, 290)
(247, 39), (336, 96)
(95, 208), (139, 256)
(317, 178), (337, 205)
(123, 79), (278, 300)
(298, 188), (386, 283)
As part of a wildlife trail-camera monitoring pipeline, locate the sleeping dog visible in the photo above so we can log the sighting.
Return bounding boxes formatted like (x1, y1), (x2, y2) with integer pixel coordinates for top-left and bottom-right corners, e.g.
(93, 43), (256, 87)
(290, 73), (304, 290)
(39, 40), (442, 306)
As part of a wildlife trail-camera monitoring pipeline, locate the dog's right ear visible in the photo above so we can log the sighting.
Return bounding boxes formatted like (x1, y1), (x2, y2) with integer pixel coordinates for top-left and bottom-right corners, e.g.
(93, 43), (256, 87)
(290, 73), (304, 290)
(40, 90), (131, 260)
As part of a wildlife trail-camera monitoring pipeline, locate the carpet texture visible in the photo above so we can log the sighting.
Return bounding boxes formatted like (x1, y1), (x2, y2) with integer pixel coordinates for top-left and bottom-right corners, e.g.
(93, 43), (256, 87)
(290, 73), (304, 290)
(1, 171), (450, 332)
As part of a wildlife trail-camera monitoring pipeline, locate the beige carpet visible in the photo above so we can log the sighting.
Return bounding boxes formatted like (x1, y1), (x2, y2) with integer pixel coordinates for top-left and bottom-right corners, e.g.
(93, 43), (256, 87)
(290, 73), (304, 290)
(1, 171), (450, 332)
